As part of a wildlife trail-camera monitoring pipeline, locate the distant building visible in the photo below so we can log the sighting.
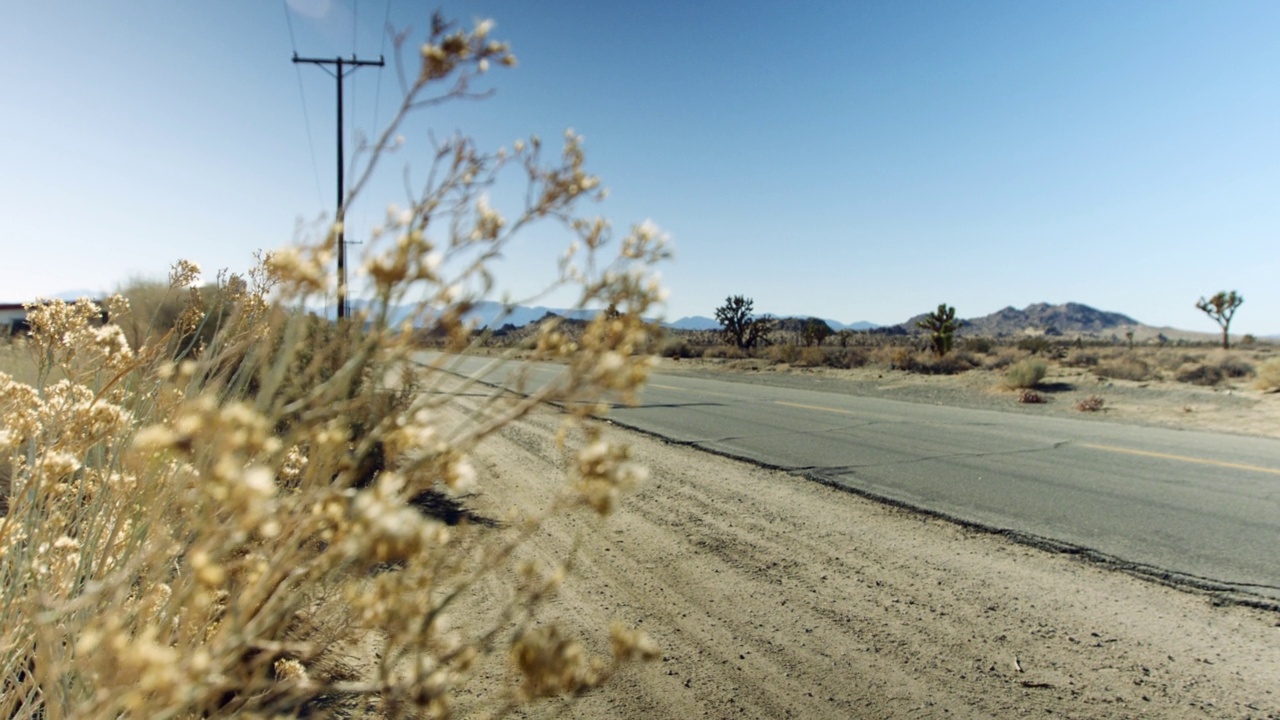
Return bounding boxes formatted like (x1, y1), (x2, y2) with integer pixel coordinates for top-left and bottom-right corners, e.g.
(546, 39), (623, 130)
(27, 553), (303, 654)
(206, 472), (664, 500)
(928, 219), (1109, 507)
(0, 303), (28, 335)
(1, 299), (109, 336)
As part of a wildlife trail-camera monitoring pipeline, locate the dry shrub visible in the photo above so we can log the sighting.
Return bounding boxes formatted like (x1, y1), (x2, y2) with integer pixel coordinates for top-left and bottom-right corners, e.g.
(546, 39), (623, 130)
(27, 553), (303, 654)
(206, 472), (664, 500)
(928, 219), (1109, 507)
(1076, 395), (1106, 412)
(1018, 389), (1046, 404)
(764, 344), (800, 365)
(657, 336), (695, 359)
(824, 347), (869, 369)
(890, 350), (978, 375)
(1003, 358), (1048, 389)
(1255, 358), (1280, 392)
(1063, 349), (1098, 368)
(1094, 357), (1153, 382)
(924, 351), (979, 375)
(0, 16), (665, 718)
(868, 345), (909, 369)
(963, 336), (993, 354)
(703, 344), (747, 360)
(983, 348), (1022, 370)
(793, 346), (827, 367)
(1174, 362), (1223, 386)
(1151, 349), (1201, 372)
(1208, 351), (1254, 379)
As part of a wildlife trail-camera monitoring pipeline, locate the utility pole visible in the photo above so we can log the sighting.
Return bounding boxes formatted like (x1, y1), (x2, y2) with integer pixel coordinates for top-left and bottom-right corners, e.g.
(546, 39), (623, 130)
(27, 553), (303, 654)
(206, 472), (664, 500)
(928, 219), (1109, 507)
(293, 53), (384, 320)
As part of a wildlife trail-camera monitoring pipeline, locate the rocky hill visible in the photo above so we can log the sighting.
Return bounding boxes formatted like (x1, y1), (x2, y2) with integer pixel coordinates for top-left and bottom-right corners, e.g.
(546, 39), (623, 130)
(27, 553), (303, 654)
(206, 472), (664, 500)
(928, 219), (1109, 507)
(901, 302), (1142, 337)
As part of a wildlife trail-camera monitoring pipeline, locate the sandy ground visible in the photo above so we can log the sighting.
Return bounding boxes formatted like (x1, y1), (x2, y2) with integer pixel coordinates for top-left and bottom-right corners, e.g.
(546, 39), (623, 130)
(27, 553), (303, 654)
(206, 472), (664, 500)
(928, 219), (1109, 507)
(453, 407), (1280, 719)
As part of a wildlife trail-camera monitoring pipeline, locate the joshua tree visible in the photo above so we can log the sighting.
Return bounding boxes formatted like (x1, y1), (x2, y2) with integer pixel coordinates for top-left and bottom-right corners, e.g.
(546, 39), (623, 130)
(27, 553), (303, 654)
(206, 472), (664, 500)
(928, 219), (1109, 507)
(800, 318), (832, 347)
(715, 295), (754, 349)
(1196, 291), (1243, 349)
(715, 295), (773, 349)
(916, 303), (960, 357)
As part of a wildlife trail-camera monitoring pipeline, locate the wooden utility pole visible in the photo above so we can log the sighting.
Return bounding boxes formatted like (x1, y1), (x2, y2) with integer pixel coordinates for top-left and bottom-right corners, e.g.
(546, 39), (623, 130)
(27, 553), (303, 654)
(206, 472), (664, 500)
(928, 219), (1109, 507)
(292, 53), (384, 320)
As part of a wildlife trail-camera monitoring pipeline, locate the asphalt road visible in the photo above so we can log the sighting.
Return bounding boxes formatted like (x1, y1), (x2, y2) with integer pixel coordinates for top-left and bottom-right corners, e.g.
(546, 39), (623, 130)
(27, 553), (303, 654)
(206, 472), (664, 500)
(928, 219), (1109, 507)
(425, 354), (1280, 602)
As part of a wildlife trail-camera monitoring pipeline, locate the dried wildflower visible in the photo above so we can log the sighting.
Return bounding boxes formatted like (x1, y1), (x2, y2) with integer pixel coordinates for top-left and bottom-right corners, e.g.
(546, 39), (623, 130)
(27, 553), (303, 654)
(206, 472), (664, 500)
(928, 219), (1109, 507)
(512, 625), (605, 699)
(574, 438), (647, 515)
(0, 12), (666, 717)
(168, 259), (202, 288)
(609, 622), (660, 662)
(274, 657), (310, 685)
(38, 450), (82, 480)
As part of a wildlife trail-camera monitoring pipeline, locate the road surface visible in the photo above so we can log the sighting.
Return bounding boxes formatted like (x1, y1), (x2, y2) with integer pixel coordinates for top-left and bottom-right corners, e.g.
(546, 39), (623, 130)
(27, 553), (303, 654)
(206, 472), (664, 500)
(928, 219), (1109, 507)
(423, 354), (1280, 602)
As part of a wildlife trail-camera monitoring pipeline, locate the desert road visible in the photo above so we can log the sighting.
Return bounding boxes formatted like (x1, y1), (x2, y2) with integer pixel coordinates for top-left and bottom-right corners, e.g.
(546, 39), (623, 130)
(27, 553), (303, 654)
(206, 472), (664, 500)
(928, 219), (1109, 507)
(423, 354), (1280, 602)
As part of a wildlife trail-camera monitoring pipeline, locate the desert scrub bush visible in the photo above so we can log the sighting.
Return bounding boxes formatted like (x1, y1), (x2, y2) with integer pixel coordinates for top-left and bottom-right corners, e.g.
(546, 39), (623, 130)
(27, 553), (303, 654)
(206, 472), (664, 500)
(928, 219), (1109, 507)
(1174, 362), (1223, 386)
(764, 343), (800, 365)
(823, 347), (869, 369)
(1076, 395), (1106, 412)
(1093, 357), (1153, 382)
(1063, 349), (1098, 368)
(878, 348), (976, 375)
(656, 336), (695, 359)
(1255, 358), (1280, 392)
(1003, 358), (1048, 389)
(1208, 350), (1254, 379)
(963, 336), (993, 354)
(1018, 389), (1046, 404)
(793, 346), (827, 367)
(0, 15), (665, 719)
(983, 348), (1022, 371)
(1016, 335), (1053, 356)
(702, 344), (747, 360)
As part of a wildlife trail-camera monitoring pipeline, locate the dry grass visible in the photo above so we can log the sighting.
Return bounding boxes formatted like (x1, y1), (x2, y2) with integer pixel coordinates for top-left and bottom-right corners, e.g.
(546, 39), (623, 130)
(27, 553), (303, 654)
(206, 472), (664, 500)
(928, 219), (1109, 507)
(1003, 358), (1048, 389)
(0, 17), (666, 719)
(1256, 358), (1280, 392)
(1094, 356), (1154, 382)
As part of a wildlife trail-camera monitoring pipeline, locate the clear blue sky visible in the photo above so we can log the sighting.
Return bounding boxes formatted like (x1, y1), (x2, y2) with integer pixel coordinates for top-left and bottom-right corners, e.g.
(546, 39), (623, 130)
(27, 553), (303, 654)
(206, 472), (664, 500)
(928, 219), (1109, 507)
(3, 1), (1277, 334)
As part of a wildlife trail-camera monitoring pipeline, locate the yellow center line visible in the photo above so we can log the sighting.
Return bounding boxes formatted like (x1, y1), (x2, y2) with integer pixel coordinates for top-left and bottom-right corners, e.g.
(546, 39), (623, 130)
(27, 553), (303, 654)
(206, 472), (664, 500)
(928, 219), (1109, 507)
(774, 400), (859, 416)
(647, 383), (740, 399)
(1081, 443), (1280, 476)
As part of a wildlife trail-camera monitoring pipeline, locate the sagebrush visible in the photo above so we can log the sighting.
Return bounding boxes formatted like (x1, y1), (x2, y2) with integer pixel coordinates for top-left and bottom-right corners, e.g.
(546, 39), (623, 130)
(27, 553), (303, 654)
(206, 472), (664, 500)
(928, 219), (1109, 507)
(0, 15), (665, 719)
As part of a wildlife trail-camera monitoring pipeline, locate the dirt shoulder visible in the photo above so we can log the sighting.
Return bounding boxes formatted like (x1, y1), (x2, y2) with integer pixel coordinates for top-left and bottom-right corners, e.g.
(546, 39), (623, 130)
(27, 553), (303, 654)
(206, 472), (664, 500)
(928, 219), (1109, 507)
(460, 408), (1280, 719)
(651, 358), (1280, 440)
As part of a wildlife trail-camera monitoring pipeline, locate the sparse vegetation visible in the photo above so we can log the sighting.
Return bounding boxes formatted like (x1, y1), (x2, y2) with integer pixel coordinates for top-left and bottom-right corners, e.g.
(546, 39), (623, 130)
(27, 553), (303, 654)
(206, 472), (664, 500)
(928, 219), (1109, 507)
(1094, 356), (1153, 382)
(1256, 357), (1280, 392)
(1175, 362), (1223, 386)
(1063, 349), (1099, 367)
(1210, 350), (1255, 379)
(1003, 358), (1048, 389)
(1076, 395), (1106, 412)
(1018, 389), (1046, 404)
(1016, 336), (1054, 356)
(1196, 290), (1243, 350)
(0, 16), (666, 718)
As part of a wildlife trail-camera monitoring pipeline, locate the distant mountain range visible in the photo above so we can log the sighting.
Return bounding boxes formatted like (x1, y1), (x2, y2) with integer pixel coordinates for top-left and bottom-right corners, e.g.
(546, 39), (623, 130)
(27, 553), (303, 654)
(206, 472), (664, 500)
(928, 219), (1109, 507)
(378, 301), (882, 332)
(375, 300), (1162, 338)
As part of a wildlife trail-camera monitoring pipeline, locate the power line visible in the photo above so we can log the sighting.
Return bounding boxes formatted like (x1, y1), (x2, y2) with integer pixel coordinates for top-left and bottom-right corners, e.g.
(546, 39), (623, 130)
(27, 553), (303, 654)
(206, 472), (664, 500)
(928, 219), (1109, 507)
(360, 0), (393, 242)
(282, 0), (326, 209)
(370, 0), (391, 138)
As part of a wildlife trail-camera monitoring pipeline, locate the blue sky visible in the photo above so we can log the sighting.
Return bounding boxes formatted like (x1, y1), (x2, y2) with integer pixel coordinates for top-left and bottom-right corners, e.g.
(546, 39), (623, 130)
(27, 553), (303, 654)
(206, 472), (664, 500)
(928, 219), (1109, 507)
(2, 1), (1277, 334)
